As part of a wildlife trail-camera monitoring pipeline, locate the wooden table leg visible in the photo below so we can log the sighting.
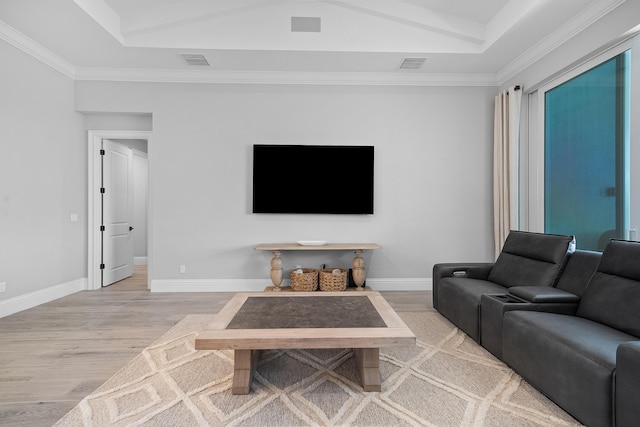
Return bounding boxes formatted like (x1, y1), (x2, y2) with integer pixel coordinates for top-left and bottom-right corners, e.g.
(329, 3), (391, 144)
(353, 348), (381, 392)
(270, 250), (283, 291)
(352, 249), (366, 291)
(232, 349), (261, 395)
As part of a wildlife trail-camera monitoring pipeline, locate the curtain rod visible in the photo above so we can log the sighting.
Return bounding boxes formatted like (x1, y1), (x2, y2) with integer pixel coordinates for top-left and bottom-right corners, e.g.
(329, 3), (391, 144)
(506, 85), (521, 95)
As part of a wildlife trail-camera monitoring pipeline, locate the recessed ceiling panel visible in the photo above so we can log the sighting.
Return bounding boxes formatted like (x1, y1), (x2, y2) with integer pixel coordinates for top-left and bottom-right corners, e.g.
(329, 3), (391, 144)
(0, 0), (631, 82)
(291, 16), (321, 32)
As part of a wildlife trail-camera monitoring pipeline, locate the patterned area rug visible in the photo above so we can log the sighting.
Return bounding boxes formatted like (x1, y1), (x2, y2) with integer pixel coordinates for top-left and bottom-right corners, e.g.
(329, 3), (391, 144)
(55, 310), (582, 426)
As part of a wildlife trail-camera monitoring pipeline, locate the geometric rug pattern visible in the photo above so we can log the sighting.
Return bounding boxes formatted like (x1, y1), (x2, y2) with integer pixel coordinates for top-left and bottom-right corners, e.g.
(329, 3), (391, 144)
(54, 311), (582, 426)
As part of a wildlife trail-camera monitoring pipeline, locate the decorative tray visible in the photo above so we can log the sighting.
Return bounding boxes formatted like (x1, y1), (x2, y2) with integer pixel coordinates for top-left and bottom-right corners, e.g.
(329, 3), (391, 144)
(296, 240), (328, 246)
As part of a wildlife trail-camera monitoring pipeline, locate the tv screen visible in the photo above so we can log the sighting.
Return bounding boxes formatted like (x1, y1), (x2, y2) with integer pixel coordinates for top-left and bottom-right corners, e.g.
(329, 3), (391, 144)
(253, 144), (374, 214)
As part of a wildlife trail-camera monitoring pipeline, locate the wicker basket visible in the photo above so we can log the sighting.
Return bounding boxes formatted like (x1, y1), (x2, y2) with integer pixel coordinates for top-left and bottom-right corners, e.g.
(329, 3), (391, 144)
(319, 268), (347, 291)
(290, 268), (318, 291)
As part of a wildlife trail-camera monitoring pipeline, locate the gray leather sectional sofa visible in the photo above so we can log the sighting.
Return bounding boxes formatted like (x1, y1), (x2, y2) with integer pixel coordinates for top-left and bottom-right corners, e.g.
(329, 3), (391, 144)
(433, 231), (576, 342)
(433, 231), (640, 427)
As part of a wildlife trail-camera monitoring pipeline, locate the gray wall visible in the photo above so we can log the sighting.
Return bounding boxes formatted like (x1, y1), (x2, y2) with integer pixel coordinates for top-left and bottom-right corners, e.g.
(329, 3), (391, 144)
(2, 0), (636, 300)
(83, 113), (152, 133)
(75, 82), (496, 285)
(0, 40), (85, 300)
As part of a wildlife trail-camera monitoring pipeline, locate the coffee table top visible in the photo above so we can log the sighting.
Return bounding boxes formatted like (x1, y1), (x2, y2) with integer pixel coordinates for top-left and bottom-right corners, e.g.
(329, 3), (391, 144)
(195, 292), (415, 350)
(227, 295), (387, 329)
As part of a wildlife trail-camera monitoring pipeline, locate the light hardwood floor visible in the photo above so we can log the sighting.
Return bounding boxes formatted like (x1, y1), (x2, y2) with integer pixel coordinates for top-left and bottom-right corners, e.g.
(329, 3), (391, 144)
(0, 266), (430, 426)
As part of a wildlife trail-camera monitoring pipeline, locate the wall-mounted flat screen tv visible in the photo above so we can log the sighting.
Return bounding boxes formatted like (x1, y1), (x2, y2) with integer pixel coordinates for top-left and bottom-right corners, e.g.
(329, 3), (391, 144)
(253, 144), (374, 214)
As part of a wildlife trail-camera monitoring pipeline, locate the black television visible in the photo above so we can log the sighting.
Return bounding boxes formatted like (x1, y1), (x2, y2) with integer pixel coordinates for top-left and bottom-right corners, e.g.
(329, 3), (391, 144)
(252, 144), (374, 214)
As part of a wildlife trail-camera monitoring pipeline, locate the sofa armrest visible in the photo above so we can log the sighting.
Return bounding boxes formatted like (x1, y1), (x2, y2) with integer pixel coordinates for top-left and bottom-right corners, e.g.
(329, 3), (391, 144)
(616, 341), (640, 427)
(508, 286), (580, 303)
(432, 263), (494, 311)
(433, 263), (494, 281)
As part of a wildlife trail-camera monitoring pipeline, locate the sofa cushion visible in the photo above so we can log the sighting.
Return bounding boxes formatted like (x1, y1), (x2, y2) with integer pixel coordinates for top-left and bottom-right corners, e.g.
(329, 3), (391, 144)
(554, 250), (601, 296)
(597, 239), (640, 281)
(577, 240), (640, 337)
(506, 311), (635, 370)
(503, 311), (636, 427)
(487, 231), (574, 288)
(436, 277), (507, 341)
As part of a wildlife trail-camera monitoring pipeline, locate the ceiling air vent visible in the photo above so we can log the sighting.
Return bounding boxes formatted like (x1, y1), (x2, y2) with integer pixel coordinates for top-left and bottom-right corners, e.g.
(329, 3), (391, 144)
(180, 53), (210, 66)
(291, 17), (321, 32)
(398, 57), (426, 70)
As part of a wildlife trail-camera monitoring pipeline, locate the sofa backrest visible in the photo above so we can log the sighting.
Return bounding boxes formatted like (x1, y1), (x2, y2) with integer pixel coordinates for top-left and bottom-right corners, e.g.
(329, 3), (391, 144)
(487, 231), (575, 288)
(577, 240), (640, 337)
(555, 250), (601, 297)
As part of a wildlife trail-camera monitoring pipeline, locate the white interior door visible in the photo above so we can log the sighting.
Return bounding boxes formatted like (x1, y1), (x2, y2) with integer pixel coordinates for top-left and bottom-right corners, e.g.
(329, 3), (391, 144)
(102, 140), (134, 286)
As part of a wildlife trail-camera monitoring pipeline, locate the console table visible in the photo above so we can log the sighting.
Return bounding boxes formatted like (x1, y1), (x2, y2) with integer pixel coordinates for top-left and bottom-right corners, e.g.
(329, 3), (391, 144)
(254, 243), (381, 291)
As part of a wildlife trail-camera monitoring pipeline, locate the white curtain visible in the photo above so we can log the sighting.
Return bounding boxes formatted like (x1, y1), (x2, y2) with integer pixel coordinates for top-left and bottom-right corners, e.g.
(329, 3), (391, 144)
(493, 86), (522, 259)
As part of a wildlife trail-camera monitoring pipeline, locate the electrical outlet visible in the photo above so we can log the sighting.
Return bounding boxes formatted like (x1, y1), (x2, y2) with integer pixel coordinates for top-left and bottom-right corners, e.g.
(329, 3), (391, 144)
(179, 265), (186, 274)
(0, 282), (6, 293)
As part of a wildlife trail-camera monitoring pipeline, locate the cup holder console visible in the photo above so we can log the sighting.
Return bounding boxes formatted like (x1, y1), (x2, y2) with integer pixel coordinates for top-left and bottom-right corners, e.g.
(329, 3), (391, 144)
(481, 293), (529, 358)
(490, 294), (527, 304)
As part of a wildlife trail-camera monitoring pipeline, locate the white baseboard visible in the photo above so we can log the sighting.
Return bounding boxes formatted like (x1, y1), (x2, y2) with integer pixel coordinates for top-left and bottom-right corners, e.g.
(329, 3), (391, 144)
(367, 278), (432, 291)
(0, 278), (86, 318)
(151, 278), (432, 292)
(134, 257), (148, 265)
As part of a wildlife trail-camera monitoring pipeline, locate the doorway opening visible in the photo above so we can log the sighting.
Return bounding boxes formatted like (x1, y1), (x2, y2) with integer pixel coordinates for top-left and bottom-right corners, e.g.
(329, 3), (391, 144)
(88, 130), (152, 290)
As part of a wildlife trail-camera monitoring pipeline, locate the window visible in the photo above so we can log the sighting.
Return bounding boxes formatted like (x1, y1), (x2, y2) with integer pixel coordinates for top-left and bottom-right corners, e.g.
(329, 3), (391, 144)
(544, 51), (630, 250)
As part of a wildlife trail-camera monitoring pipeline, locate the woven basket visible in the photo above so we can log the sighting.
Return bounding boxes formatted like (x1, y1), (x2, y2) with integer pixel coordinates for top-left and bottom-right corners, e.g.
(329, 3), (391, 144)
(319, 268), (347, 291)
(290, 268), (318, 291)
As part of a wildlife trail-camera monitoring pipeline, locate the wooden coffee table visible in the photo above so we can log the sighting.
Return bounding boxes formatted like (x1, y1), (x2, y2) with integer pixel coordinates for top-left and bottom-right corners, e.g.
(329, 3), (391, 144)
(195, 291), (416, 394)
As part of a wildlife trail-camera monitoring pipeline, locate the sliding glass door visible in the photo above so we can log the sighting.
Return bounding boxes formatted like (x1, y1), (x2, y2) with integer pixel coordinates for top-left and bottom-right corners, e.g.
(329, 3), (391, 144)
(544, 51), (630, 250)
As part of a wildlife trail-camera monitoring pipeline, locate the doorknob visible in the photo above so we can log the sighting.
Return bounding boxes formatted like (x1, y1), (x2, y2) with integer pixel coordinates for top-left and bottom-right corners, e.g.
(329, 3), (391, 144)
(129, 226), (134, 231)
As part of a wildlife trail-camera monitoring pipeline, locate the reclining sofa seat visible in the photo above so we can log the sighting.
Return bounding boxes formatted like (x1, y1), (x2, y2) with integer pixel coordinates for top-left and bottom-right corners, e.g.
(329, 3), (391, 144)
(480, 248), (601, 358)
(502, 240), (640, 427)
(432, 230), (575, 342)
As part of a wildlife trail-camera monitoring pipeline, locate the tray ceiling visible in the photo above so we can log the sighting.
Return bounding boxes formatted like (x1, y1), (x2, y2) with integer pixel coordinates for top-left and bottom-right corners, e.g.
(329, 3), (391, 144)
(0, 0), (631, 85)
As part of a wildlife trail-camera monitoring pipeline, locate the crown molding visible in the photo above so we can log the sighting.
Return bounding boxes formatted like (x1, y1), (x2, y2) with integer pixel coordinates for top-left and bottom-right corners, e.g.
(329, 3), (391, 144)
(1, 17), (497, 87)
(74, 67), (498, 87)
(0, 20), (76, 79)
(5, 0), (625, 90)
(496, 0), (627, 86)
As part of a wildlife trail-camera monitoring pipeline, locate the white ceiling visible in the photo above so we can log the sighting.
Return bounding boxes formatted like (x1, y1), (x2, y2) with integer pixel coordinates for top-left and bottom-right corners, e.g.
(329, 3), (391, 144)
(0, 0), (631, 85)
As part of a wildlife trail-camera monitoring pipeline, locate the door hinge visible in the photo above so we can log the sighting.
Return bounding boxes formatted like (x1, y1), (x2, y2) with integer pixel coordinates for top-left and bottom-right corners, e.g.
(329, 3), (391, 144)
(100, 225), (105, 231)
(99, 263), (105, 270)
(100, 149), (105, 155)
(100, 187), (105, 194)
